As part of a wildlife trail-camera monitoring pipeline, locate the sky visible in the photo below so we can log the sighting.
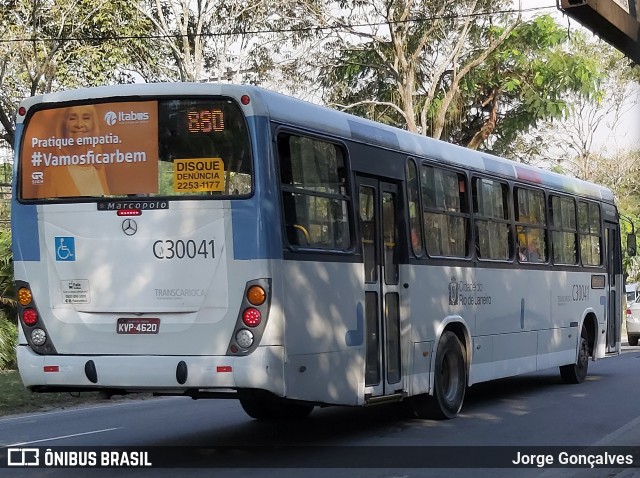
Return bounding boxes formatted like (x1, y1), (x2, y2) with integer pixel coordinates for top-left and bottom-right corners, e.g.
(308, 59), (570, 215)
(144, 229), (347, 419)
(524, 0), (640, 155)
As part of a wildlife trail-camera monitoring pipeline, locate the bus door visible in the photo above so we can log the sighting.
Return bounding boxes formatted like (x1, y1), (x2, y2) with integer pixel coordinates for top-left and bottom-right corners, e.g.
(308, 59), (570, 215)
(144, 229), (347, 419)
(605, 221), (622, 353)
(357, 176), (403, 399)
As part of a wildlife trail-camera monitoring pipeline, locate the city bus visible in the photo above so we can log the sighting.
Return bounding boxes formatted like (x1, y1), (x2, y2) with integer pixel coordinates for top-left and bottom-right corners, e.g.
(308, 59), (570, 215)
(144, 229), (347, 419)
(12, 83), (631, 420)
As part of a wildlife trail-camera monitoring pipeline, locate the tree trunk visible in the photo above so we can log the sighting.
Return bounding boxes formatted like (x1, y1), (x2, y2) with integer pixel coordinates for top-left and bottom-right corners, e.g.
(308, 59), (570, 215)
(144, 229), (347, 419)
(467, 88), (500, 150)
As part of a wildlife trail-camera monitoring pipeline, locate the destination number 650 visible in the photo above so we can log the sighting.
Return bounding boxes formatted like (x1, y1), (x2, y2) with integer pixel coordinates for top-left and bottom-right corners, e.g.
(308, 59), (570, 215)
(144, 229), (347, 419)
(153, 239), (215, 260)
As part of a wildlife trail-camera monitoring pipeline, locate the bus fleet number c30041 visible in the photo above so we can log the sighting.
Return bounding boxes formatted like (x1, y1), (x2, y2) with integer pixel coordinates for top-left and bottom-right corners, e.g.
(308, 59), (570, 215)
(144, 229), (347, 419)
(152, 239), (215, 260)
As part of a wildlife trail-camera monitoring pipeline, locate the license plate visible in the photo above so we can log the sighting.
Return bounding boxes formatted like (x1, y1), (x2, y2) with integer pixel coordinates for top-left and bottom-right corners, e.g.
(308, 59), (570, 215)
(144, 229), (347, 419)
(116, 318), (160, 335)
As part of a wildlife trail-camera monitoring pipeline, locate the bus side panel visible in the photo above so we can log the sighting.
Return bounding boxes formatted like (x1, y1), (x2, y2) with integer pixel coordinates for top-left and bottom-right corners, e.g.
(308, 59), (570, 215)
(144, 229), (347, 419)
(472, 268), (547, 383)
(406, 265), (475, 342)
(474, 268), (546, 336)
(11, 202), (40, 263)
(281, 260), (363, 405)
(536, 328), (577, 369)
(548, 270), (606, 364)
(285, 351), (363, 405)
(405, 264), (474, 390)
(409, 341), (433, 396)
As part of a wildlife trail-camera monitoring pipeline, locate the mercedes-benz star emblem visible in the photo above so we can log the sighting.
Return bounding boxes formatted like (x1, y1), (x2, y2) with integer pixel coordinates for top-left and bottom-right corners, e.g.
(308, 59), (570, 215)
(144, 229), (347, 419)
(122, 219), (138, 236)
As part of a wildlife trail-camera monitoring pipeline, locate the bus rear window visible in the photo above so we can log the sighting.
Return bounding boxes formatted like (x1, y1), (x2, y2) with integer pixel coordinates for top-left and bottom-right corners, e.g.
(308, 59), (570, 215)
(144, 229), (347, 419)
(19, 98), (252, 200)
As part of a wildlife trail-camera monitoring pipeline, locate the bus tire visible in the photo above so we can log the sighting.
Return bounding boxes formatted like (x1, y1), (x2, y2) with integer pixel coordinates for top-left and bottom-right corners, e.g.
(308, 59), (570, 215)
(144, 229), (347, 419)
(628, 335), (639, 346)
(559, 329), (589, 384)
(238, 390), (314, 420)
(406, 331), (466, 419)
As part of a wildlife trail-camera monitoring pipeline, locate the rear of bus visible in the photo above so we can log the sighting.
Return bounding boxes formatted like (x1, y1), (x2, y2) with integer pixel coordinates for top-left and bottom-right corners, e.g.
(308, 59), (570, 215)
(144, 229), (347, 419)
(12, 84), (284, 399)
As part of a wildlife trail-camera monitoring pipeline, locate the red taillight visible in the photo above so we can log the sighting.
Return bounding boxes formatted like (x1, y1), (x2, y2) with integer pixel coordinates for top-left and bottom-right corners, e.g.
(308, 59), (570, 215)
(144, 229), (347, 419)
(242, 308), (261, 327)
(22, 308), (38, 326)
(627, 308), (632, 317)
(241, 95), (250, 105)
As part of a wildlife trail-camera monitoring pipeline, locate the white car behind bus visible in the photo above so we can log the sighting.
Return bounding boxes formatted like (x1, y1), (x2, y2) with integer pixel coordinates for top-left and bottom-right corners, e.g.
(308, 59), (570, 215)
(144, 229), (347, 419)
(626, 282), (639, 304)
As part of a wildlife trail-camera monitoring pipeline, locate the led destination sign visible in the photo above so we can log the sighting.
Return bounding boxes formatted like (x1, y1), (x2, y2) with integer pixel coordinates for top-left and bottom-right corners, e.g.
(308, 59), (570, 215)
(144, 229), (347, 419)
(187, 109), (225, 133)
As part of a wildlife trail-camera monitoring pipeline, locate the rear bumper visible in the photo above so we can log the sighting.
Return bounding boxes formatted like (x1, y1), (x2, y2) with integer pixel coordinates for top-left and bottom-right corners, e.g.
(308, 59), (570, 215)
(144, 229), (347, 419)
(626, 314), (640, 335)
(17, 345), (284, 396)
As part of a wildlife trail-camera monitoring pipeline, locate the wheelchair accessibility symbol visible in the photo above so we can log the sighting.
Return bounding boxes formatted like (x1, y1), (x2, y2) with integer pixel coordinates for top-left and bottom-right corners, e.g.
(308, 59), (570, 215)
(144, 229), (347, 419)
(55, 237), (76, 262)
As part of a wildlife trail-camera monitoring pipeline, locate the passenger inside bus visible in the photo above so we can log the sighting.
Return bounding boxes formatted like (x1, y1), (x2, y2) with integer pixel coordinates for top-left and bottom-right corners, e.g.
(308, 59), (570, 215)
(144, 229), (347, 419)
(518, 246), (527, 261)
(519, 241), (542, 262)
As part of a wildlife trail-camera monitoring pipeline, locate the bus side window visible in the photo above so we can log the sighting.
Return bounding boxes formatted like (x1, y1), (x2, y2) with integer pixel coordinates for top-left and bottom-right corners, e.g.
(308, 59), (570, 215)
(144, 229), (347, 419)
(472, 177), (511, 260)
(515, 187), (547, 263)
(277, 133), (352, 251)
(420, 165), (470, 258)
(550, 195), (578, 265)
(360, 186), (377, 283)
(406, 159), (424, 256)
(278, 139), (305, 246)
(578, 201), (602, 266)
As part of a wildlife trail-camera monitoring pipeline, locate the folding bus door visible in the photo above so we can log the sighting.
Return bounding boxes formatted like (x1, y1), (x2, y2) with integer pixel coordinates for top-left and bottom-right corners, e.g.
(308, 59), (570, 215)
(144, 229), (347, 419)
(605, 221), (622, 354)
(357, 176), (403, 399)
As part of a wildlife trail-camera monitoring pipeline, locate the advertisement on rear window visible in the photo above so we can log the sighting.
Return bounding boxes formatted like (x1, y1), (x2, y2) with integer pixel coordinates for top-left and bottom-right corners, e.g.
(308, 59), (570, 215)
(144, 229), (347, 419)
(21, 101), (159, 199)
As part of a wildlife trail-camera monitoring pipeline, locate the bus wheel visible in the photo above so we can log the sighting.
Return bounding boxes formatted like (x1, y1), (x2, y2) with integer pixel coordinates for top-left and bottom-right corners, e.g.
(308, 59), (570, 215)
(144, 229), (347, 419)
(406, 331), (466, 419)
(238, 390), (314, 420)
(560, 329), (589, 384)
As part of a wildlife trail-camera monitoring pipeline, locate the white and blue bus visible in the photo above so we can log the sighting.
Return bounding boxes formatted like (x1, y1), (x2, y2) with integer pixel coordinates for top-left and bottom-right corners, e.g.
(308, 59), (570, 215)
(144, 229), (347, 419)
(12, 83), (629, 419)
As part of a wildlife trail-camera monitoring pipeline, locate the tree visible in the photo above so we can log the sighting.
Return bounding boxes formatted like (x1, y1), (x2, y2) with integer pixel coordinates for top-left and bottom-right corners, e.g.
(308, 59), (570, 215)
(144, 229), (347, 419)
(307, 1), (602, 150)
(456, 17), (603, 152)
(0, 0), (157, 150)
(494, 33), (638, 168)
(309, 0), (517, 138)
(137, 0), (320, 83)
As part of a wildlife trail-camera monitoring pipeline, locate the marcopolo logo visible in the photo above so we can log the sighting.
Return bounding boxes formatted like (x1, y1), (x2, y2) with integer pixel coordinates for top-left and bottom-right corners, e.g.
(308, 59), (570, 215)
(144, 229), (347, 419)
(104, 110), (150, 126)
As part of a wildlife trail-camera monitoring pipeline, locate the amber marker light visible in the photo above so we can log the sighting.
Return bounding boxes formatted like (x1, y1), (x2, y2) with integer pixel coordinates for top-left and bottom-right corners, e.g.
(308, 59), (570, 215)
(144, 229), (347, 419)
(246, 285), (266, 306)
(18, 287), (32, 306)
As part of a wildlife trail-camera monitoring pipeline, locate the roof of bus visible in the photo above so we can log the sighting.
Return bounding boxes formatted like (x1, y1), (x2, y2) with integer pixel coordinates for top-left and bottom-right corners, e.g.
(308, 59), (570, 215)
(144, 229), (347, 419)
(19, 82), (615, 203)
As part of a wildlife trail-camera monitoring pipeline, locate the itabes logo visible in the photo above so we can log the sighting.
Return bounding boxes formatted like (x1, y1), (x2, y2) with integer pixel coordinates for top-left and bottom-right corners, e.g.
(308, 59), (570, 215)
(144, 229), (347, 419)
(104, 111), (117, 126)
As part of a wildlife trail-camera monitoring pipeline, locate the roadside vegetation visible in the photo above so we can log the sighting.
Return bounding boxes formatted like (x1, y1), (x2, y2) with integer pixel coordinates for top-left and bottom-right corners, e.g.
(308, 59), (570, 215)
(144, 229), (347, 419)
(0, 225), (16, 373)
(0, 370), (154, 417)
(0, 370), (105, 417)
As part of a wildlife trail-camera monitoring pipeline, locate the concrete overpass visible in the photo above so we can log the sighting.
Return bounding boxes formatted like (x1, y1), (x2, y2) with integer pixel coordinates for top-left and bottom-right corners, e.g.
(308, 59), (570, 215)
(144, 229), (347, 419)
(558, 0), (640, 64)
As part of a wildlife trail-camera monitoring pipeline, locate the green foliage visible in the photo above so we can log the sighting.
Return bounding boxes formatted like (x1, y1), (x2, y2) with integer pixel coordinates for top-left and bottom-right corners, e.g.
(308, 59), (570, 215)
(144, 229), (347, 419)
(614, 151), (640, 281)
(0, 224), (16, 370)
(457, 17), (603, 152)
(0, 227), (15, 317)
(0, 0), (159, 149)
(0, 317), (17, 370)
(318, 3), (606, 152)
(323, 0), (511, 128)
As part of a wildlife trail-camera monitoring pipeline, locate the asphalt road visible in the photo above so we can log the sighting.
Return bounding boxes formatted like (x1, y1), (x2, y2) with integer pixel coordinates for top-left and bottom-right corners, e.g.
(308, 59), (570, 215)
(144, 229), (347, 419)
(1, 345), (639, 478)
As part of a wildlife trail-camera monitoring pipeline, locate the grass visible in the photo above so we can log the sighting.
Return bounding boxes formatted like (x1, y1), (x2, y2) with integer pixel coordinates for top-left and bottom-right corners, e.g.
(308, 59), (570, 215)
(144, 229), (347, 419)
(0, 370), (151, 417)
